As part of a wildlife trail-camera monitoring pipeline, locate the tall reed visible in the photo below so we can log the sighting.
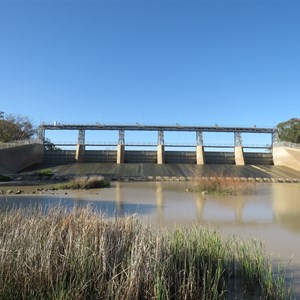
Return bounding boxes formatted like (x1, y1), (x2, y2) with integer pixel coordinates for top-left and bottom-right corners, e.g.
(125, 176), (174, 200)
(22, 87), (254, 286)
(0, 208), (291, 299)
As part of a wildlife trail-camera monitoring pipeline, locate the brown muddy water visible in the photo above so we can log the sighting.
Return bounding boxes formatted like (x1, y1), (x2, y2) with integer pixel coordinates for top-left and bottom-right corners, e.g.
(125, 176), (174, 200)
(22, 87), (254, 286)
(1, 181), (300, 296)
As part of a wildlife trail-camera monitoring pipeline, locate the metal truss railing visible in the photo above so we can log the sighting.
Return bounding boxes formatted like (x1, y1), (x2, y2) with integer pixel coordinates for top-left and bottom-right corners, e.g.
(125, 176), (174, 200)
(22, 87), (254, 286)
(273, 141), (300, 149)
(0, 139), (43, 150)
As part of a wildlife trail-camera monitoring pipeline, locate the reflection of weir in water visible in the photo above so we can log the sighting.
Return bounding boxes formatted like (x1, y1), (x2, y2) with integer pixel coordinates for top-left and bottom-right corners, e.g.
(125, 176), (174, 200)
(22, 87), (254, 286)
(194, 193), (204, 221)
(152, 182), (248, 225)
(156, 182), (164, 225)
(113, 182), (165, 221)
(191, 193), (246, 224)
(115, 182), (123, 216)
(272, 184), (300, 233)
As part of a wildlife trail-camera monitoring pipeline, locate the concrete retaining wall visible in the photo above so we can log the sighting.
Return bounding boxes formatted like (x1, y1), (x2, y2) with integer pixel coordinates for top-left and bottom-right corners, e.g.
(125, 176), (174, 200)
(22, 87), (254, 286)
(273, 147), (300, 172)
(0, 144), (44, 173)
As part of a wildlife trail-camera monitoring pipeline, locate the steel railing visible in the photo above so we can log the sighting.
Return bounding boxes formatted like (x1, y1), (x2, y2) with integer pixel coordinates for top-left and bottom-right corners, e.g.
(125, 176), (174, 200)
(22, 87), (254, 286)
(0, 139), (43, 150)
(273, 141), (300, 149)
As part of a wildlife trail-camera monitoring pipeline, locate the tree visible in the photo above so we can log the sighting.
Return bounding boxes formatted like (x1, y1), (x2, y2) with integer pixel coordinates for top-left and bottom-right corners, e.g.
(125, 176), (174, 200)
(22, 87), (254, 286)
(277, 118), (300, 143)
(0, 113), (36, 143)
(44, 137), (61, 150)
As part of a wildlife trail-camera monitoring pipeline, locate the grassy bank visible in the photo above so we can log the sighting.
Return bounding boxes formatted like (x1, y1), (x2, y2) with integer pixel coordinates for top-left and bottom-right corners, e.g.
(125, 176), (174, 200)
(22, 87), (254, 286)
(0, 208), (291, 299)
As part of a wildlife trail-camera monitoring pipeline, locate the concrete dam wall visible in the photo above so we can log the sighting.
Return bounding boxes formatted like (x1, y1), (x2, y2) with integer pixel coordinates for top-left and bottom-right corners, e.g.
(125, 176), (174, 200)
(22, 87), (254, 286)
(43, 149), (273, 165)
(1, 143), (299, 180)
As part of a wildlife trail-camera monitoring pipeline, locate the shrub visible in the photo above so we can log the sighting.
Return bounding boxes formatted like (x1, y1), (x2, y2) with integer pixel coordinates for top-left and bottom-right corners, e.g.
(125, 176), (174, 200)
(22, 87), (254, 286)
(57, 176), (110, 189)
(0, 174), (11, 182)
(195, 177), (256, 195)
(39, 169), (53, 177)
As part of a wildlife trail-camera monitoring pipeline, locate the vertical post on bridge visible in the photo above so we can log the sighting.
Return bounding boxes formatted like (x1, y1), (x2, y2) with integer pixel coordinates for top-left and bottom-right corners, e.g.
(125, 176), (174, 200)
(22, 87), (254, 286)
(196, 131), (205, 165)
(117, 130), (125, 164)
(272, 130), (279, 146)
(157, 130), (165, 164)
(37, 126), (45, 143)
(37, 126), (45, 161)
(75, 129), (85, 162)
(234, 132), (245, 165)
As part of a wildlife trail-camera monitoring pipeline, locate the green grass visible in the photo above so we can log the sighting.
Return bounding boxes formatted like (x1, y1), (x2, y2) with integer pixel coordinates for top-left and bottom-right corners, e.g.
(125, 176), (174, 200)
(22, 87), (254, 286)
(56, 176), (110, 189)
(38, 168), (53, 177)
(0, 208), (292, 299)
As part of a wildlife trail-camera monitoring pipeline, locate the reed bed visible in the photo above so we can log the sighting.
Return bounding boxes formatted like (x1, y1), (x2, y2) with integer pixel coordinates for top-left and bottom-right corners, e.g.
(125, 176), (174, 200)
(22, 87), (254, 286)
(0, 208), (291, 299)
(195, 177), (256, 195)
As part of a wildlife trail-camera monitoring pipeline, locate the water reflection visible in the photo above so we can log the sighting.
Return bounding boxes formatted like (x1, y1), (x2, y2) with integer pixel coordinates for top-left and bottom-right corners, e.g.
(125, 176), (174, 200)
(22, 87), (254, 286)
(194, 193), (204, 222)
(115, 183), (123, 216)
(156, 182), (164, 225)
(272, 184), (300, 233)
(0, 194), (156, 217)
(1, 182), (300, 233)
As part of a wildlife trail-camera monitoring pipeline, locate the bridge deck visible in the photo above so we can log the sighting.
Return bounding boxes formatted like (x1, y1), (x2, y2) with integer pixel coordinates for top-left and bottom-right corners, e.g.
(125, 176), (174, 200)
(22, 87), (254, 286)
(40, 124), (275, 133)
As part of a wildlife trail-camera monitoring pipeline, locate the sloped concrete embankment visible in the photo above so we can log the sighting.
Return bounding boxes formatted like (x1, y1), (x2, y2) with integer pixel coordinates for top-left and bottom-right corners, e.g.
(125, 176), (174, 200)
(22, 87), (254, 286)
(0, 144), (44, 173)
(23, 163), (300, 183)
(273, 147), (300, 172)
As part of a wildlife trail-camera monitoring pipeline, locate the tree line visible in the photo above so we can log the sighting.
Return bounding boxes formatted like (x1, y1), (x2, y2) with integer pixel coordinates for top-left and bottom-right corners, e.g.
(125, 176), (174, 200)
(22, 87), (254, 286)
(1, 111), (300, 144)
(0, 111), (35, 143)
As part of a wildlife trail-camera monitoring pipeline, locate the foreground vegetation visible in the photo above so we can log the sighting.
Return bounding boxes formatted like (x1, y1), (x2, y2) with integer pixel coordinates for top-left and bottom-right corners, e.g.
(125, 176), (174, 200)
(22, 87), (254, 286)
(0, 208), (291, 299)
(195, 177), (256, 195)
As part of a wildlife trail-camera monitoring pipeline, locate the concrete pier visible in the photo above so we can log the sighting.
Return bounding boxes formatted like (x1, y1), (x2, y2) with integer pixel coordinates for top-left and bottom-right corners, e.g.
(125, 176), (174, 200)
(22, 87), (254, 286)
(196, 145), (205, 165)
(117, 145), (125, 164)
(75, 144), (85, 162)
(157, 145), (165, 164)
(75, 129), (85, 162)
(235, 146), (245, 165)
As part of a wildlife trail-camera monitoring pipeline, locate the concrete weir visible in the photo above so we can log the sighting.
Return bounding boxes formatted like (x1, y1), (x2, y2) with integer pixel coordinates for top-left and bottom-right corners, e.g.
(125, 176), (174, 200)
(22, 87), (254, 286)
(38, 123), (276, 167)
(23, 163), (300, 182)
(2, 124), (300, 179)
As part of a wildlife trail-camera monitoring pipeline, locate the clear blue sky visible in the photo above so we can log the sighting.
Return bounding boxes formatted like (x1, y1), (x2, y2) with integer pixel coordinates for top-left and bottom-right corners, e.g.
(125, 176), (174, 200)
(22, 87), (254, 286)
(0, 0), (299, 145)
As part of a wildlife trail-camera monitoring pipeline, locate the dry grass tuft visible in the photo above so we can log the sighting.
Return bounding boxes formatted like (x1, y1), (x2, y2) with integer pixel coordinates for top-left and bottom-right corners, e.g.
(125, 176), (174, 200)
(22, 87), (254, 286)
(57, 176), (110, 189)
(195, 177), (256, 195)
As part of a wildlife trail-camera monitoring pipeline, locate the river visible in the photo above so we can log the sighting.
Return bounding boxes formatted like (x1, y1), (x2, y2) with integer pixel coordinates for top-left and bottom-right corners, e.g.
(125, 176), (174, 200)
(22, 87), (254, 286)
(1, 181), (300, 295)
